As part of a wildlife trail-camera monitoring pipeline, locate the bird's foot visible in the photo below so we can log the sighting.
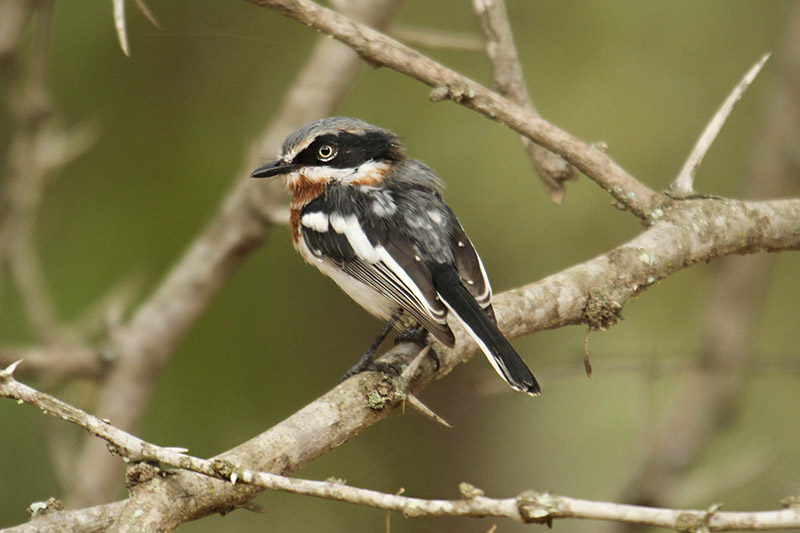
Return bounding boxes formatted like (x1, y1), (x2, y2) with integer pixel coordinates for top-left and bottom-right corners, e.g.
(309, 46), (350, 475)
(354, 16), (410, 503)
(394, 328), (439, 370)
(339, 358), (401, 383)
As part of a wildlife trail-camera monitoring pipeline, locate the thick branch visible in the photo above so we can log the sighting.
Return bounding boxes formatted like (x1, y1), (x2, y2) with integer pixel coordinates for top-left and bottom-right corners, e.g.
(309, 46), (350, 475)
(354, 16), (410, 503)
(8, 192), (792, 531)
(497, 197), (800, 341)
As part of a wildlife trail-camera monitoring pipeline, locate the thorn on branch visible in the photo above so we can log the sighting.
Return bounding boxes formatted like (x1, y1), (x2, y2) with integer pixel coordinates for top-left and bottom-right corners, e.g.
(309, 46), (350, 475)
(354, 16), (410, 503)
(1, 359), (23, 380)
(113, 0), (160, 56)
(405, 394), (452, 428)
(672, 52), (771, 194)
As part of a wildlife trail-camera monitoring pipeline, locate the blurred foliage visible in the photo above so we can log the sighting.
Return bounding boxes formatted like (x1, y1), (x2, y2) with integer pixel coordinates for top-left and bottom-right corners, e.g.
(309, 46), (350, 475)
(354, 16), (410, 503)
(1, 1), (798, 532)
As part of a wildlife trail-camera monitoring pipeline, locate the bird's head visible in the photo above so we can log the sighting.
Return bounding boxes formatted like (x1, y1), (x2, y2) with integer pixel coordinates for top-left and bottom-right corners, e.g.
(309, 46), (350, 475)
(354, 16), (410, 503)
(251, 117), (405, 187)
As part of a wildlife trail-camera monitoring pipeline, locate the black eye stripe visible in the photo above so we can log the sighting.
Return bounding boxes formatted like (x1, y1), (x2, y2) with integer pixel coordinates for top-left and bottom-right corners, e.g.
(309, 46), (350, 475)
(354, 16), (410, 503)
(292, 131), (401, 168)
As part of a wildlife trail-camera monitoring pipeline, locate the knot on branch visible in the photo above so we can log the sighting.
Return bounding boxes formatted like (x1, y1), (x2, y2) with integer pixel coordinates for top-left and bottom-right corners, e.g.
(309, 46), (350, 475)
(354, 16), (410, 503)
(676, 503), (724, 533)
(125, 462), (162, 489)
(27, 497), (63, 518)
(211, 458), (236, 479)
(583, 294), (624, 331)
(517, 490), (557, 525)
(429, 82), (477, 103)
(675, 512), (709, 533)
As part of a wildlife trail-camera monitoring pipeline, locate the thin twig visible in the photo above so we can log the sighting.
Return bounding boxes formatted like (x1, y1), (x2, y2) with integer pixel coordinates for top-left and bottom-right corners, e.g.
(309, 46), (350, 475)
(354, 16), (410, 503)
(248, 0), (660, 221)
(672, 53), (771, 194)
(2, 364), (799, 530)
(112, 0), (129, 56)
(472, 0), (575, 204)
(112, 0), (159, 56)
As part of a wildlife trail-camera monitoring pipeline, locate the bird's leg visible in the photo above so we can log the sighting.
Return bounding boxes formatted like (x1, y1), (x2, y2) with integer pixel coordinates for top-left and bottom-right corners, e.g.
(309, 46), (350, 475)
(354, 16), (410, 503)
(339, 313), (401, 382)
(394, 327), (427, 345)
(394, 327), (439, 370)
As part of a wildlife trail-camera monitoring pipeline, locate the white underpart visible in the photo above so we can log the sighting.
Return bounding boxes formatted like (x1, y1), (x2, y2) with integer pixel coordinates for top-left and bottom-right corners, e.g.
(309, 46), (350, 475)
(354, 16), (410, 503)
(300, 211), (329, 233)
(297, 212), (443, 325)
(297, 238), (396, 321)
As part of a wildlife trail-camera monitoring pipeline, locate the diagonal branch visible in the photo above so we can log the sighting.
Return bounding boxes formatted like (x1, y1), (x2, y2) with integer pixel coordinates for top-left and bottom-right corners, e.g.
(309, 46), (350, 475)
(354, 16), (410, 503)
(41, 193), (798, 530)
(246, 0), (661, 221)
(472, 0), (576, 204)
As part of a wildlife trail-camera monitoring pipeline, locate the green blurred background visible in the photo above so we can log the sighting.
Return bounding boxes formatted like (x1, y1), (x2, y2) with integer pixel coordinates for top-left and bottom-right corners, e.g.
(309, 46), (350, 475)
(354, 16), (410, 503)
(1, 1), (798, 531)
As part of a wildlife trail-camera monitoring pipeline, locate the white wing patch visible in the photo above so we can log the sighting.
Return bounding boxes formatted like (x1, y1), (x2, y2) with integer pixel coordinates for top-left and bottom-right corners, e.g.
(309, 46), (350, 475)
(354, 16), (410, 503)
(324, 211), (446, 327)
(375, 247), (447, 323)
(300, 211), (329, 233)
(329, 213), (380, 263)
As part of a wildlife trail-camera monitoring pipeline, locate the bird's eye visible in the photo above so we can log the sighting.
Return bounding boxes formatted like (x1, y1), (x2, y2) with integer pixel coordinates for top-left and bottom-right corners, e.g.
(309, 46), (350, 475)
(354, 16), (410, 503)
(316, 143), (337, 162)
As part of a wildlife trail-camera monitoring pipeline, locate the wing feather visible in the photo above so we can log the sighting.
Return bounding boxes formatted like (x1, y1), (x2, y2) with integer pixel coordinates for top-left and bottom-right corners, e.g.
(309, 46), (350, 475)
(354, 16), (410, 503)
(451, 224), (494, 319)
(300, 205), (455, 346)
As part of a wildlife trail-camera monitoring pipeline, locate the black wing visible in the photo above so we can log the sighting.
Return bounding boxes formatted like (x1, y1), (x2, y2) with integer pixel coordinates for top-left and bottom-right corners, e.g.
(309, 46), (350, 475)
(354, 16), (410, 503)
(300, 188), (455, 346)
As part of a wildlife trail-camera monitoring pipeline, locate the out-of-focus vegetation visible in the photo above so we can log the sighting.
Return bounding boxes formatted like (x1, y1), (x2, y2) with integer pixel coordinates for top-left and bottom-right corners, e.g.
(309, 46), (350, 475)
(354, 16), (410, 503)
(1, 1), (797, 531)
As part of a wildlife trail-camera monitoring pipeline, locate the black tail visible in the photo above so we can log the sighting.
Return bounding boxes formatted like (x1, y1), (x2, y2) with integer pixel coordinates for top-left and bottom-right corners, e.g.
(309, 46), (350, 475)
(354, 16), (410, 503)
(431, 267), (540, 396)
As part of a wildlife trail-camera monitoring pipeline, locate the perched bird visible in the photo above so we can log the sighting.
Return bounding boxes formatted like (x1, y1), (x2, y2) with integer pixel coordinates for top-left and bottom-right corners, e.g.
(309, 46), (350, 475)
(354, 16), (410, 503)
(251, 117), (540, 395)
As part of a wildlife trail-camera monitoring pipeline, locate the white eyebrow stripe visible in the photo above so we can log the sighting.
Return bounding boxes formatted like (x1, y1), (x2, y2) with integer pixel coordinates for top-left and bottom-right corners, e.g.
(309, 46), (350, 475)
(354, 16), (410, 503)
(283, 137), (315, 162)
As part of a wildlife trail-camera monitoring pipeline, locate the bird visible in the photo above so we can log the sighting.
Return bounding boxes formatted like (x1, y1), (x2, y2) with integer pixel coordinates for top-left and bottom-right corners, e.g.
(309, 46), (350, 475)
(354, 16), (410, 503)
(251, 117), (540, 396)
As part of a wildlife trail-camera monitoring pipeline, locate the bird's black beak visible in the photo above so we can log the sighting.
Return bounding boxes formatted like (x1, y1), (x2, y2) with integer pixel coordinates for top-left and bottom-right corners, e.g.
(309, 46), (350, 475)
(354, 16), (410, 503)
(250, 159), (298, 179)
